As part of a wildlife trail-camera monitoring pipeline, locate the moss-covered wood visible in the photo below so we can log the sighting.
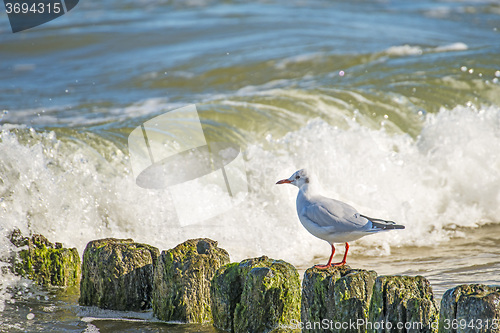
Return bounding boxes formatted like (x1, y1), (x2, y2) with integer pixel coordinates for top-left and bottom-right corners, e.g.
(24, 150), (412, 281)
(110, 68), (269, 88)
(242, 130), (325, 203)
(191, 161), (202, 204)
(439, 284), (500, 333)
(10, 229), (81, 287)
(301, 266), (377, 333)
(211, 256), (301, 333)
(369, 275), (439, 333)
(152, 238), (230, 323)
(211, 262), (242, 330)
(79, 238), (159, 311)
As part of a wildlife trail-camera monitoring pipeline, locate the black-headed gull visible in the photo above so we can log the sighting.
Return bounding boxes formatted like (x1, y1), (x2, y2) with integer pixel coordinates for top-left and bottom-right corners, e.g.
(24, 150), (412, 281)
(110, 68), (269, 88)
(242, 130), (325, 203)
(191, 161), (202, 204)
(276, 169), (404, 268)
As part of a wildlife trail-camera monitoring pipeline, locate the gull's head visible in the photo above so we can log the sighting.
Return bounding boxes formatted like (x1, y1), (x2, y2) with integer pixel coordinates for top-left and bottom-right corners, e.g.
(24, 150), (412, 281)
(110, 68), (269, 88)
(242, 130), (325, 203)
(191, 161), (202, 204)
(276, 169), (310, 188)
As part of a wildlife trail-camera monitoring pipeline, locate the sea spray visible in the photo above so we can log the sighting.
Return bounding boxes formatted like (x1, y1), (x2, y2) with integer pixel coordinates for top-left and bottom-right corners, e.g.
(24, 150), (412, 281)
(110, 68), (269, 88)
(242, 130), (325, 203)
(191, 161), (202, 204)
(0, 104), (499, 274)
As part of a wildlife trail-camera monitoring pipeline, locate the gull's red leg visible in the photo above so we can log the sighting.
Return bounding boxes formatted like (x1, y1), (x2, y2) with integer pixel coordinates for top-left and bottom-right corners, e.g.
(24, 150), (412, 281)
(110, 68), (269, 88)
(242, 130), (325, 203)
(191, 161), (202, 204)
(332, 242), (349, 266)
(314, 244), (335, 269)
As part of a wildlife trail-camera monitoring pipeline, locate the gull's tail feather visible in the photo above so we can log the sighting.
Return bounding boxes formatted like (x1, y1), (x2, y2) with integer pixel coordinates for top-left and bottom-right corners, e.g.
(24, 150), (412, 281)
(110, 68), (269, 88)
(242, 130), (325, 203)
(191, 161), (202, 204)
(361, 214), (405, 230)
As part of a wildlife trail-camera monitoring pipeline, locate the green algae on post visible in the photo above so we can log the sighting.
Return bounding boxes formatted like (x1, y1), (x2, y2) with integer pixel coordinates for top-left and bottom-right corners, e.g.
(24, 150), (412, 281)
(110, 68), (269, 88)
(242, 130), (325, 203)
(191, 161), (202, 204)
(152, 238), (230, 323)
(10, 229), (81, 287)
(369, 275), (439, 333)
(79, 238), (159, 311)
(211, 256), (301, 333)
(210, 262), (242, 330)
(301, 266), (377, 333)
(439, 284), (500, 333)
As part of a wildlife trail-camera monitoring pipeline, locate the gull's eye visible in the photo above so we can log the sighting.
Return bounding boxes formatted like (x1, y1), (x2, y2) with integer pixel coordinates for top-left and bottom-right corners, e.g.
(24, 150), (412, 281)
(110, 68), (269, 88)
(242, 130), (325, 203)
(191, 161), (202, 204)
(295, 175), (300, 179)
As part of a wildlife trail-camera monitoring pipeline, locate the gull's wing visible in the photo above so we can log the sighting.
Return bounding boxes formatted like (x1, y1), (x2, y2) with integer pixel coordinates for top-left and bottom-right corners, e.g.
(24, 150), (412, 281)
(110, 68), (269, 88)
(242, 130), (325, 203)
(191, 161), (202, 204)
(300, 196), (370, 233)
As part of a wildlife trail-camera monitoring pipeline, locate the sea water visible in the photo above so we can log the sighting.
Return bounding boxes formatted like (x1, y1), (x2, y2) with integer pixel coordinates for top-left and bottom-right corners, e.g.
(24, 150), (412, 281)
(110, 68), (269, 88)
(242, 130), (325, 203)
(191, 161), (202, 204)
(1, 0), (499, 331)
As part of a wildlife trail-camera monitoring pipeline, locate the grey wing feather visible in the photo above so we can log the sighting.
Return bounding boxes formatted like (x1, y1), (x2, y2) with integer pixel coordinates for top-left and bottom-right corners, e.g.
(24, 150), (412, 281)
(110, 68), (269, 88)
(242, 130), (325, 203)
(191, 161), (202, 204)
(302, 196), (370, 233)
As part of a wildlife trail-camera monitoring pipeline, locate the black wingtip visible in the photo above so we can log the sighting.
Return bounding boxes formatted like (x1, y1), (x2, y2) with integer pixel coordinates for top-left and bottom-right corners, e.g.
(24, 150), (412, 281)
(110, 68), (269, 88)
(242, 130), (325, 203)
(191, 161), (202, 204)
(361, 214), (405, 230)
(369, 220), (405, 230)
(380, 223), (405, 230)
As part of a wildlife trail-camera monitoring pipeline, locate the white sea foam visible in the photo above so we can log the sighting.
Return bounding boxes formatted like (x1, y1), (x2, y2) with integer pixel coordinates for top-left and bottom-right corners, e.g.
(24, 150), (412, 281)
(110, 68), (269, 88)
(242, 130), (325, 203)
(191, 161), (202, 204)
(434, 42), (468, 52)
(385, 45), (424, 56)
(384, 43), (468, 57)
(0, 104), (499, 293)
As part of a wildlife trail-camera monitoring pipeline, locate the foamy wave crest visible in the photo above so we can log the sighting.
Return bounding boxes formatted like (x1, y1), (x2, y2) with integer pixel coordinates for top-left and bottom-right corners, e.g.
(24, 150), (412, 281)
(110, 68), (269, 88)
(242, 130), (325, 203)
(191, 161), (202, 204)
(251, 104), (500, 259)
(0, 104), (499, 275)
(0, 98), (175, 128)
(0, 126), (181, 254)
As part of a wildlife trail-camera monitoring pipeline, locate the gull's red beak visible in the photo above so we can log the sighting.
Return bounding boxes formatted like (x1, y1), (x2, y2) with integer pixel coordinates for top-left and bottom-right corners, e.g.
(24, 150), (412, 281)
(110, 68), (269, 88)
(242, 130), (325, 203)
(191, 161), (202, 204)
(276, 179), (292, 184)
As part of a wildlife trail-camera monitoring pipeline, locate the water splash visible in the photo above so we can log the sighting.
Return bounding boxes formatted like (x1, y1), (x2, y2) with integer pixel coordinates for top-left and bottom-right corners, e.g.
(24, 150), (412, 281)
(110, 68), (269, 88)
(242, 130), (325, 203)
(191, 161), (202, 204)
(1, 104), (499, 268)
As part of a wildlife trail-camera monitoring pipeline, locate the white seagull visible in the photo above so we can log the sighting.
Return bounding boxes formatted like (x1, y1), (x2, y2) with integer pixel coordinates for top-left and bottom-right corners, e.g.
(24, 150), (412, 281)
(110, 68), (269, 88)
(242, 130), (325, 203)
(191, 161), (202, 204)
(276, 169), (404, 268)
